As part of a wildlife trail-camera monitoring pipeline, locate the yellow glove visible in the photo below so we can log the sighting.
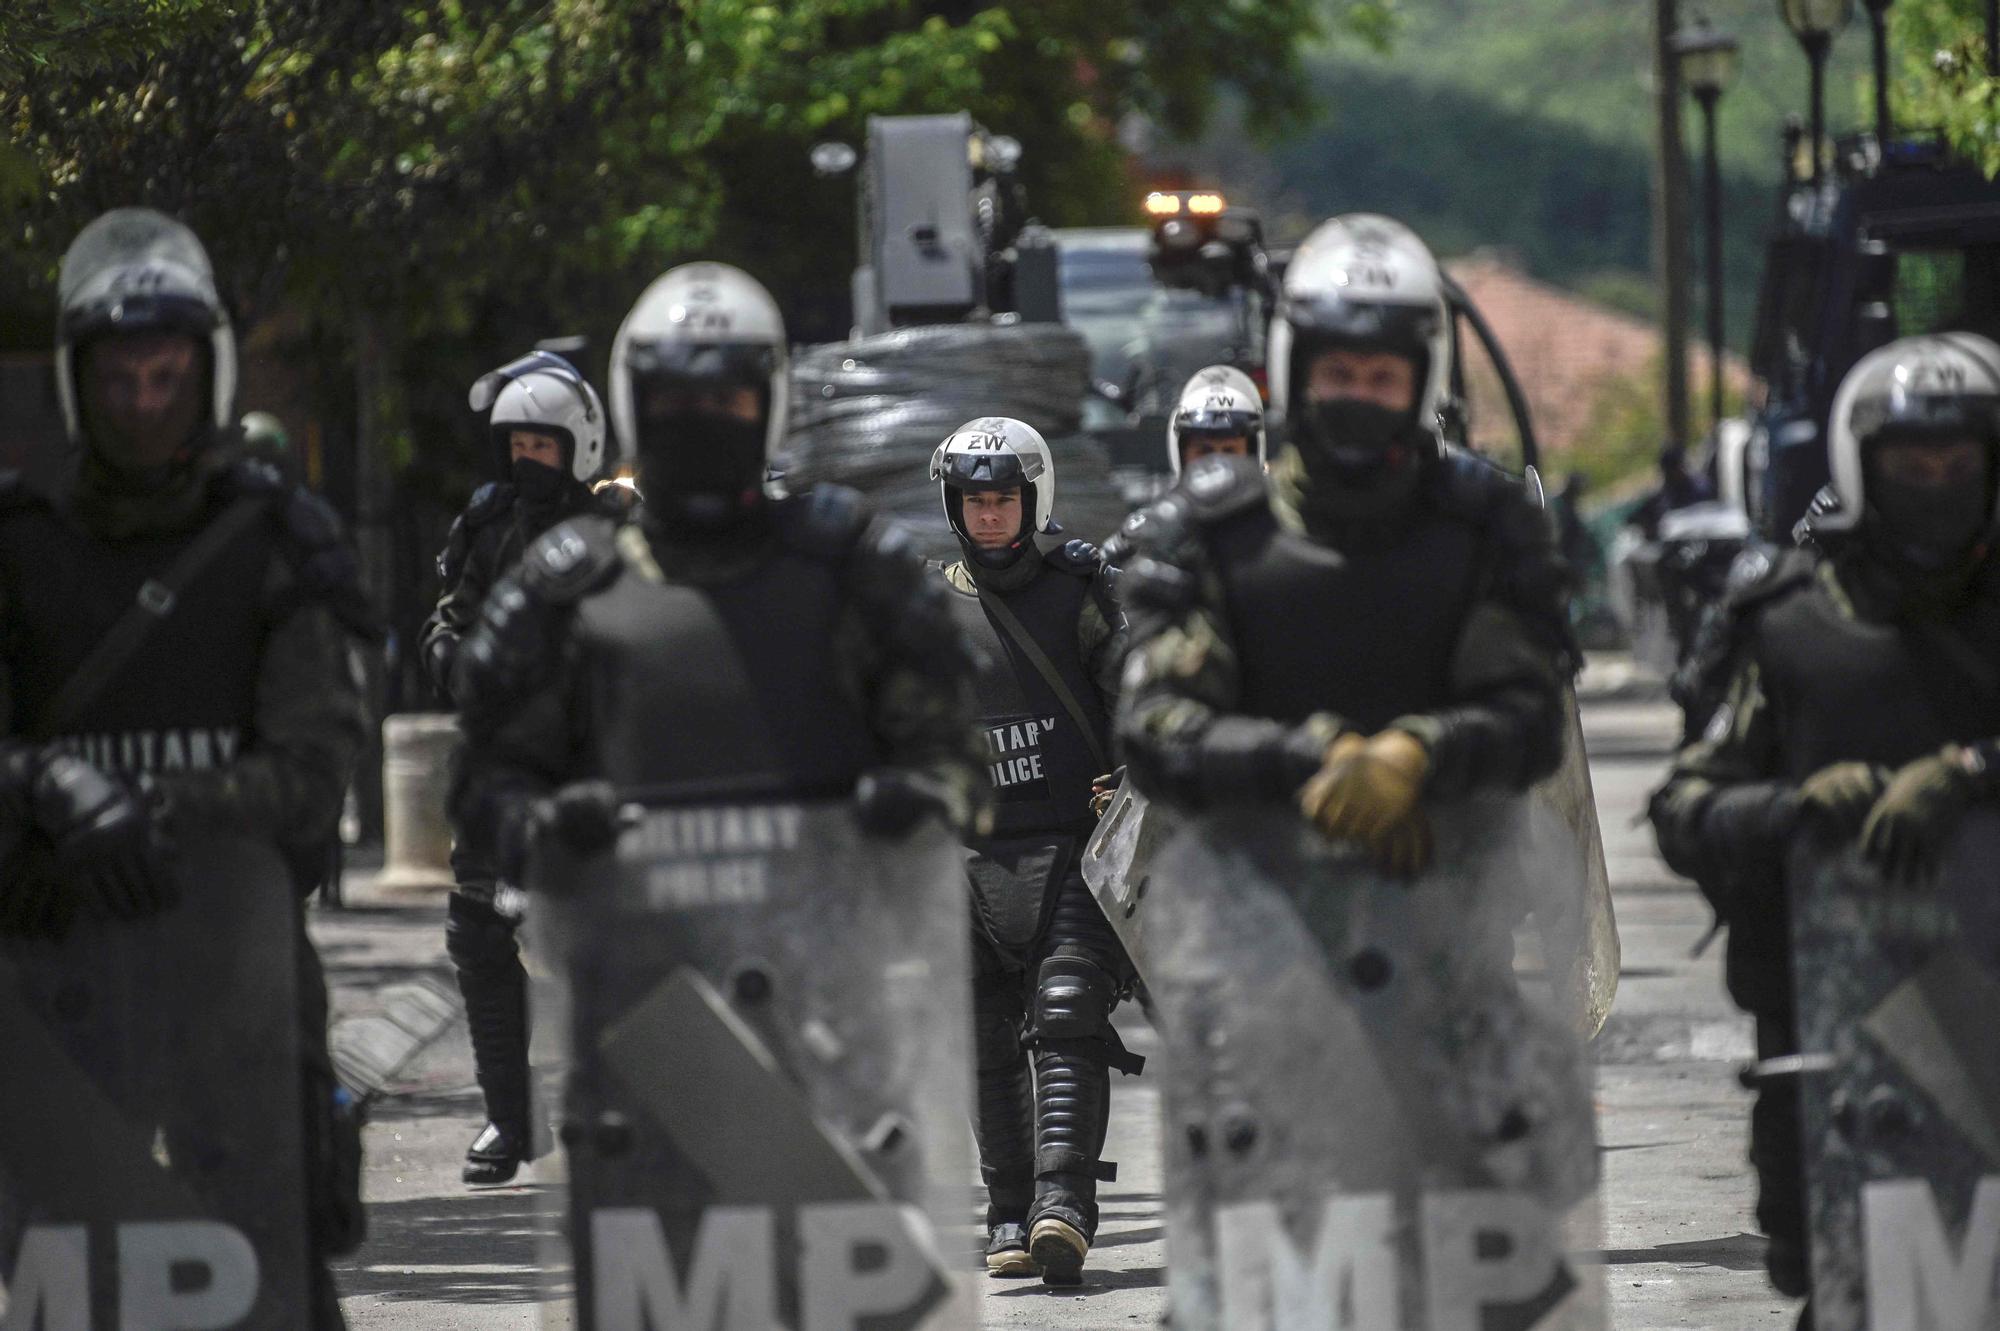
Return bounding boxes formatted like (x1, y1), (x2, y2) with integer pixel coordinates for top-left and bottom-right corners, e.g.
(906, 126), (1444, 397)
(1298, 729), (1433, 876)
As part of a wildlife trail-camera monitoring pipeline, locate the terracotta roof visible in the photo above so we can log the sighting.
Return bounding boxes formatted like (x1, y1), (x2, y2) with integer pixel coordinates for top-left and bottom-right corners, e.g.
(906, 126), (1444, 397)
(1446, 255), (1747, 461)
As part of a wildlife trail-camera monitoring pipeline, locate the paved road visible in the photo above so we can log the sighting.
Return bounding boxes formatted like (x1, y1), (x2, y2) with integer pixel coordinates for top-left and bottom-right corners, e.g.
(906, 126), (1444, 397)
(318, 689), (1802, 1328)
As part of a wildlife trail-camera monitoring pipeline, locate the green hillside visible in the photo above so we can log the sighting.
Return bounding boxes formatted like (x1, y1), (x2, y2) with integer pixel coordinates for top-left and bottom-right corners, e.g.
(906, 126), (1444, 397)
(1160, 0), (1878, 347)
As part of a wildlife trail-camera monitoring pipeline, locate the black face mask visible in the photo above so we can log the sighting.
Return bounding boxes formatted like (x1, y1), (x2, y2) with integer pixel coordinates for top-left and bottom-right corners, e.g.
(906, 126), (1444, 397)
(510, 456), (571, 507)
(1868, 476), (1991, 573)
(637, 411), (766, 516)
(1295, 399), (1423, 485)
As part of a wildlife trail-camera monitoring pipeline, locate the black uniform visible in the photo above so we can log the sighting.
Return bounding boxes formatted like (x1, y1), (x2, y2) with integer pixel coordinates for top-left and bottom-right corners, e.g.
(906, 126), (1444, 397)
(940, 540), (1137, 1256)
(449, 485), (988, 890)
(420, 477), (633, 1164)
(1116, 449), (1572, 808)
(0, 447), (374, 1326)
(1649, 549), (2000, 1295)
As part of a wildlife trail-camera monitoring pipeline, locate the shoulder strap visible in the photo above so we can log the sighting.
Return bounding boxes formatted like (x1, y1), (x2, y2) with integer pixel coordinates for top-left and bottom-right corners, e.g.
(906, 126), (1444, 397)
(33, 495), (270, 741)
(977, 588), (1113, 776)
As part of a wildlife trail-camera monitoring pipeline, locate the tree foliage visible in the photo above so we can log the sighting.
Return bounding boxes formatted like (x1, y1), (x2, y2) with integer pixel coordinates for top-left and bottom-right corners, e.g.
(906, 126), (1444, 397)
(1890, 0), (2000, 175)
(2, 0), (1378, 350)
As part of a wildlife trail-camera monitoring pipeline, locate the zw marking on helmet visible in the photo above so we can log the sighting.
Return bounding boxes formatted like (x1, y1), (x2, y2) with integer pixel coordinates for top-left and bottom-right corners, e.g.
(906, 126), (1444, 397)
(1901, 358), (1968, 393)
(963, 433), (1008, 451)
(1203, 394), (1236, 410)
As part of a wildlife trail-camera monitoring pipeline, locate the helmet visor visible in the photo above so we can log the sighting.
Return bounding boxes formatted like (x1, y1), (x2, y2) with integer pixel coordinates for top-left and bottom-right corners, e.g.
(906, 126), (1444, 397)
(469, 350), (596, 417)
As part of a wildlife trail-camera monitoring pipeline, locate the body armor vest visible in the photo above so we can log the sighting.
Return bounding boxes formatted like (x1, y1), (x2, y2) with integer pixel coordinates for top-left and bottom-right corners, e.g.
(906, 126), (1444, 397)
(1756, 573), (2000, 779)
(0, 497), (275, 774)
(574, 540), (878, 799)
(1208, 501), (1484, 730)
(944, 563), (1108, 837)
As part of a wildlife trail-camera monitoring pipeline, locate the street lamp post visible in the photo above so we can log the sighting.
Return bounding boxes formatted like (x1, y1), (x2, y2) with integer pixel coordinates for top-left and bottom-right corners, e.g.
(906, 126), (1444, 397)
(1675, 19), (1742, 431)
(1863, 0), (1895, 143)
(1781, 0), (1855, 186)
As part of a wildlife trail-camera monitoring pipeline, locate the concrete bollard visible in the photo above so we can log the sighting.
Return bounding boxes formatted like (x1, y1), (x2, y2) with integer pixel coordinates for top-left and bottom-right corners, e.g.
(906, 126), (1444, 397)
(377, 711), (460, 895)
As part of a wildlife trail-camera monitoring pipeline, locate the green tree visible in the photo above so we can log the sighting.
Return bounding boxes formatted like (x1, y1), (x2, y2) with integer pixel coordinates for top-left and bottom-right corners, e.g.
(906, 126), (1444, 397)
(1890, 0), (2000, 174)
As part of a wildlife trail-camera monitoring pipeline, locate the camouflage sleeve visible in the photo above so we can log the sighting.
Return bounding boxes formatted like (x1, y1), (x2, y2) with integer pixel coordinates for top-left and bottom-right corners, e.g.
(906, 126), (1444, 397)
(1115, 556), (1341, 809)
(1648, 650), (1791, 897)
(837, 518), (991, 835)
(1078, 570), (1126, 712)
(151, 604), (368, 849)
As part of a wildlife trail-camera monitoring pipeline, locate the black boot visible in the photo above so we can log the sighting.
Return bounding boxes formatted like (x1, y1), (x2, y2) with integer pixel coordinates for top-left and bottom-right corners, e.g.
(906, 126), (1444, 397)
(447, 892), (536, 1185)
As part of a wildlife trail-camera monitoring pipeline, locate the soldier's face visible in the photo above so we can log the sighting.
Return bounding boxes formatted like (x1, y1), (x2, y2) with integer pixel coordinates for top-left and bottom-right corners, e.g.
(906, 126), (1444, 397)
(1871, 436), (1987, 491)
(1306, 349), (1416, 414)
(509, 430), (565, 469)
(1181, 432), (1251, 465)
(643, 384), (761, 423)
(963, 488), (1023, 549)
(79, 331), (206, 469)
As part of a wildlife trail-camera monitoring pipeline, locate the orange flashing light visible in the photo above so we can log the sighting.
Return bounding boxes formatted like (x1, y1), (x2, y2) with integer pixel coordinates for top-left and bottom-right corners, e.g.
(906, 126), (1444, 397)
(1186, 192), (1227, 216)
(1144, 192), (1183, 216)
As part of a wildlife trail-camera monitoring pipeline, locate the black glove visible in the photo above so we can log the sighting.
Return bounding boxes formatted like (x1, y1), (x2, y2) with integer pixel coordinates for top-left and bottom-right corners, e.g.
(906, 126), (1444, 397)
(853, 768), (952, 838)
(32, 754), (177, 919)
(1860, 747), (1979, 884)
(500, 780), (628, 884)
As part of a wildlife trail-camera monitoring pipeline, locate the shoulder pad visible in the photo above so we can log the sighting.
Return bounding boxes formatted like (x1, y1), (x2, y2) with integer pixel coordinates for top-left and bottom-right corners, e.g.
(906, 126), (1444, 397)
(1178, 455), (1268, 524)
(777, 484), (871, 562)
(1045, 537), (1103, 576)
(222, 456), (287, 499)
(1431, 448), (1524, 523)
(517, 517), (621, 604)
(465, 481), (516, 528)
(1726, 546), (1816, 617)
(265, 483), (381, 641)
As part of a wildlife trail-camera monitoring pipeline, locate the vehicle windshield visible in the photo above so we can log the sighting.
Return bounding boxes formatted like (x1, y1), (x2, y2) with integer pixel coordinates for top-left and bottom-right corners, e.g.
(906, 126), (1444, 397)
(1890, 243), (2000, 342)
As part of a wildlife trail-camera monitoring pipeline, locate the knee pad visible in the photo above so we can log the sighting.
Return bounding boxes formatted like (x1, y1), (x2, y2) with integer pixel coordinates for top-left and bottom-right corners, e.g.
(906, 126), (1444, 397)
(446, 890), (520, 972)
(1033, 953), (1115, 1043)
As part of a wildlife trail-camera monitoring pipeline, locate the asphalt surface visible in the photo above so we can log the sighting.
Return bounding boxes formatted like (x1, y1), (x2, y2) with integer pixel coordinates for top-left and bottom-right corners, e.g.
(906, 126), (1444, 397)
(317, 680), (1801, 1329)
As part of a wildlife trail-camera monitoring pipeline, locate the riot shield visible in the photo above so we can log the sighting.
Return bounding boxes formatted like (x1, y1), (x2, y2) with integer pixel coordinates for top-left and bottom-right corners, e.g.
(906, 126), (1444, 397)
(1086, 687), (1619, 1038)
(1786, 809), (2000, 1331)
(0, 836), (310, 1327)
(1524, 687), (1620, 1037)
(1147, 799), (1606, 1331)
(531, 798), (976, 1331)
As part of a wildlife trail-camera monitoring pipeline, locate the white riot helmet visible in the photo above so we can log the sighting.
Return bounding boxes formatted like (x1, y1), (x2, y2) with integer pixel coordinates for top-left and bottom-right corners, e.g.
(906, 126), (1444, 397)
(1167, 365), (1266, 475)
(930, 417), (1057, 563)
(1268, 214), (1452, 481)
(610, 263), (789, 510)
(1822, 333), (2000, 530)
(54, 207), (237, 450)
(469, 350), (608, 484)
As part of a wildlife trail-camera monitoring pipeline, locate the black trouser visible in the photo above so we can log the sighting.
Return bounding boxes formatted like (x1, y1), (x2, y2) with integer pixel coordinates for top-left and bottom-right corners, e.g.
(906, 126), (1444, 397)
(445, 884), (530, 1138)
(1752, 1010), (1810, 1298)
(970, 869), (1135, 1242)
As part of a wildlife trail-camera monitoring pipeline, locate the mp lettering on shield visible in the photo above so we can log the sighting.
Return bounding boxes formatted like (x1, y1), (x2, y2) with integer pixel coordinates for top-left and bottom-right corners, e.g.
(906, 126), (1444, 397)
(591, 1202), (945, 1331)
(2, 1221), (260, 1331)
(1217, 1190), (1572, 1330)
(1862, 1176), (2000, 1328)
(985, 715), (1056, 796)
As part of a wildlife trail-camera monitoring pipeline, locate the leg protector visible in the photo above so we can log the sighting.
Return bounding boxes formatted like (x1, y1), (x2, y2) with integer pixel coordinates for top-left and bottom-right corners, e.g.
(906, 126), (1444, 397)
(447, 890), (531, 1138)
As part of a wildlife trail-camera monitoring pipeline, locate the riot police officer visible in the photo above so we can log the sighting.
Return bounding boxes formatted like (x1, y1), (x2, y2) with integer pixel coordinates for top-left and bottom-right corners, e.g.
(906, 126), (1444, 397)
(1650, 333), (2000, 1321)
(1116, 213), (1572, 870)
(0, 208), (372, 1327)
(929, 417), (1136, 1285)
(421, 349), (626, 1185)
(1165, 364), (1265, 474)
